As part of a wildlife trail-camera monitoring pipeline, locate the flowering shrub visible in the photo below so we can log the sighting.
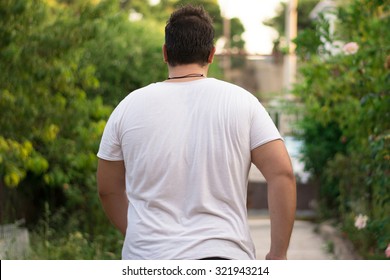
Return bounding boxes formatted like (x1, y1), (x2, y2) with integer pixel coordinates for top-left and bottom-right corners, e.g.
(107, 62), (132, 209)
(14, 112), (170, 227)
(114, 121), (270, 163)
(354, 214), (368, 230)
(342, 42), (359, 55)
(293, 0), (389, 259)
(386, 244), (390, 258)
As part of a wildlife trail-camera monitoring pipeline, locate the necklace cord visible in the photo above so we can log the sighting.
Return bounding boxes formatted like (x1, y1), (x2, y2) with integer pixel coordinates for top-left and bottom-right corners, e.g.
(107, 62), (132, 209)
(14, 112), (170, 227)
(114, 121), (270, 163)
(168, 73), (204, 80)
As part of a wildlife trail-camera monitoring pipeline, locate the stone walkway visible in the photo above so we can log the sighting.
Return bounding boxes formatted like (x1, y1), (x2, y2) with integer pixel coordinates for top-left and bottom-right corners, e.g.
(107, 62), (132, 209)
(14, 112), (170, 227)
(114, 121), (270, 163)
(248, 215), (333, 260)
(248, 160), (334, 260)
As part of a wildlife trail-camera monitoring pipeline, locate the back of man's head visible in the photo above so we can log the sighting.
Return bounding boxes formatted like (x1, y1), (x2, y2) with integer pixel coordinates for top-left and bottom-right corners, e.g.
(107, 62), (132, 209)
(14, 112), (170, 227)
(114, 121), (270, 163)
(165, 5), (215, 67)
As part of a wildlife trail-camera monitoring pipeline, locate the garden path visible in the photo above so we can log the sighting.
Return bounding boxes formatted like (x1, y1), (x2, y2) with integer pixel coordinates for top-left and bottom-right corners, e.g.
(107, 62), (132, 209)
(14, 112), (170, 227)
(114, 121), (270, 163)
(248, 213), (333, 260)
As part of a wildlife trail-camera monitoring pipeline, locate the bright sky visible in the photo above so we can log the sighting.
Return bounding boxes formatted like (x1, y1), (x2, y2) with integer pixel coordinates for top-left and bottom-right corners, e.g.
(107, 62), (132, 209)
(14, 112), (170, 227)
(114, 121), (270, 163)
(218, 0), (286, 54)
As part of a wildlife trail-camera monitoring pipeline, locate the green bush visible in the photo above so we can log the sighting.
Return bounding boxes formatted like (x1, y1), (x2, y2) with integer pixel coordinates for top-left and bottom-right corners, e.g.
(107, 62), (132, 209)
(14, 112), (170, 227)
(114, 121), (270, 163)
(28, 203), (123, 259)
(293, 0), (390, 259)
(0, 0), (167, 258)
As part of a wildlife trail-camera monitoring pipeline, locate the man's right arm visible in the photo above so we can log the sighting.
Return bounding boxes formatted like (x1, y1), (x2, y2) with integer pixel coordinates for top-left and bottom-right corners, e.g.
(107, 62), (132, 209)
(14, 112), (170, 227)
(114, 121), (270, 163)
(251, 139), (296, 260)
(97, 158), (128, 236)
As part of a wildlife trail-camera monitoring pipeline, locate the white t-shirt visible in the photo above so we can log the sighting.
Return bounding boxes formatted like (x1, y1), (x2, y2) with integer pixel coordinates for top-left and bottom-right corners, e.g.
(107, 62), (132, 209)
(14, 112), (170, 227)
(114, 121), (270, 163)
(97, 78), (282, 259)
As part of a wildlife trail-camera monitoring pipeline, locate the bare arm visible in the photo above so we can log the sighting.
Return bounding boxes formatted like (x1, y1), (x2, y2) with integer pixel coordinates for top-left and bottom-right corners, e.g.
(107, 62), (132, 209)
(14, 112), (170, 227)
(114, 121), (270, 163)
(97, 159), (128, 236)
(251, 139), (296, 260)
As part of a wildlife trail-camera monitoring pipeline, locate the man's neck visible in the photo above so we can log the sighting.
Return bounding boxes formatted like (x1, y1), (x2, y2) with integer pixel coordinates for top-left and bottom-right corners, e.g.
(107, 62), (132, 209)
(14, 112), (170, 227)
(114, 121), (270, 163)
(167, 64), (208, 82)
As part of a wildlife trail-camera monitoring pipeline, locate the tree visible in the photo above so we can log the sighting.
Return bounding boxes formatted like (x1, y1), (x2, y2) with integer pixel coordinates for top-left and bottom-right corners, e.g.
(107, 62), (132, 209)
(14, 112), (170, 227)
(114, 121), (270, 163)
(120, 0), (246, 53)
(263, 0), (321, 53)
(0, 0), (105, 225)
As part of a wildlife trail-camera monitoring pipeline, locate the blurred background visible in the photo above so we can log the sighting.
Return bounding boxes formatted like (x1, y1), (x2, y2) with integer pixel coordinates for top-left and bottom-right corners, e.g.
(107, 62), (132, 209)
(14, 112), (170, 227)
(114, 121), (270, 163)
(0, 0), (388, 260)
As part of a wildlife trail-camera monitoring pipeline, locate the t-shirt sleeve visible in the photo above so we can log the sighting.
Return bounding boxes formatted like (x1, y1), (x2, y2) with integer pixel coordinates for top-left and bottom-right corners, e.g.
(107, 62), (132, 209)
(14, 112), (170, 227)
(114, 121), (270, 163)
(97, 107), (124, 161)
(250, 99), (282, 150)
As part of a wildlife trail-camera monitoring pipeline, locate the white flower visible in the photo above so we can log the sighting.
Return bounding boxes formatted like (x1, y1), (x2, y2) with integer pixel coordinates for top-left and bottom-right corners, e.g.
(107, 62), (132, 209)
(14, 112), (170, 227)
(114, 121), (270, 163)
(354, 214), (368, 230)
(343, 42), (359, 55)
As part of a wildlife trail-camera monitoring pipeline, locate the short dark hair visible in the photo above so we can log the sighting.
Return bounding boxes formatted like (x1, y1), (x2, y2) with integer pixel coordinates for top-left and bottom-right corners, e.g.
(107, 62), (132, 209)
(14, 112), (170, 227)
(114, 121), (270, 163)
(165, 5), (215, 66)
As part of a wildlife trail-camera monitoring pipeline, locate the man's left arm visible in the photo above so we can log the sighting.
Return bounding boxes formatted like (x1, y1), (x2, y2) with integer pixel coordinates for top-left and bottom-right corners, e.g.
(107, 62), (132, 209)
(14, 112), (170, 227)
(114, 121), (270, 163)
(251, 140), (296, 260)
(97, 159), (128, 236)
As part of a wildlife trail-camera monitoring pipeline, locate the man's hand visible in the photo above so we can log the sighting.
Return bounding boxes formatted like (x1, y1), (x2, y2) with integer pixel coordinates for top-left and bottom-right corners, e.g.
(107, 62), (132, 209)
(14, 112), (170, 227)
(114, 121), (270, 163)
(265, 252), (287, 260)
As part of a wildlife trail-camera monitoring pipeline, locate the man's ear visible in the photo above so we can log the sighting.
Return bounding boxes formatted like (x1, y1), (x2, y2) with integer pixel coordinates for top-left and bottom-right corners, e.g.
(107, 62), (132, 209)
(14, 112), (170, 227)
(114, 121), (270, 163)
(162, 44), (168, 63)
(208, 47), (216, 63)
